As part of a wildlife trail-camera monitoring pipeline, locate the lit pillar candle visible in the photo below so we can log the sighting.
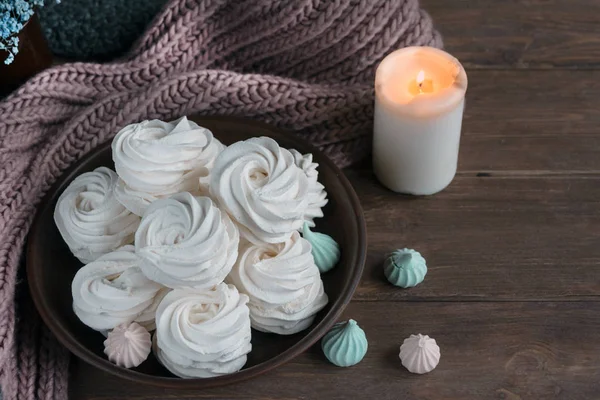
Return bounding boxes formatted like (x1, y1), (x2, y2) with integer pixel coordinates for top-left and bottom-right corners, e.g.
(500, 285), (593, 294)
(373, 46), (468, 195)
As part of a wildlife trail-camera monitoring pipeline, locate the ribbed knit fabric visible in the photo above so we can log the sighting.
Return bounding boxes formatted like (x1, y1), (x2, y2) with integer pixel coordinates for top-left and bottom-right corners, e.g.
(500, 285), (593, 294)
(0, 1), (441, 398)
(39, 0), (169, 60)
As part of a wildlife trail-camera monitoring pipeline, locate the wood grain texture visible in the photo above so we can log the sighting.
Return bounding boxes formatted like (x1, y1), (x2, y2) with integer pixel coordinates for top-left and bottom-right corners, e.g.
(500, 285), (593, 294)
(70, 302), (600, 400)
(348, 172), (600, 301)
(463, 70), (600, 138)
(422, 0), (600, 69)
(412, 70), (600, 173)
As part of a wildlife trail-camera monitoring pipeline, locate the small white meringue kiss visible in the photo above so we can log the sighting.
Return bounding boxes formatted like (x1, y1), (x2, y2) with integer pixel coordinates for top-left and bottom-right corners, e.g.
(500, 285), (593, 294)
(104, 322), (151, 368)
(399, 334), (441, 374)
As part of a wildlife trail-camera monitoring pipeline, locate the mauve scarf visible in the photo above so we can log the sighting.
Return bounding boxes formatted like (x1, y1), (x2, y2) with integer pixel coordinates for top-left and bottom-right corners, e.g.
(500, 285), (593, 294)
(0, 0), (441, 398)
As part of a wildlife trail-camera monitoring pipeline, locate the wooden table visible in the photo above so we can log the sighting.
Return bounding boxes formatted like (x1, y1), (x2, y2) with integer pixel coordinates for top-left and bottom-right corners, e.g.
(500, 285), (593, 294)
(70, 0), (600, 398)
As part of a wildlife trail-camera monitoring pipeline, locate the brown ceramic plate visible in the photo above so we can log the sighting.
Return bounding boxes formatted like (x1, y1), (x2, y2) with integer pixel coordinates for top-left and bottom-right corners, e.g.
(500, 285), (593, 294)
(27, 116), (366, 389)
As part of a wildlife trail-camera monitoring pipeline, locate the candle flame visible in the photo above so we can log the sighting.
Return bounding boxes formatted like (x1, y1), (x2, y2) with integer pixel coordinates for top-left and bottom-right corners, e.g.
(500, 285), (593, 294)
(416, 70), (425, 85)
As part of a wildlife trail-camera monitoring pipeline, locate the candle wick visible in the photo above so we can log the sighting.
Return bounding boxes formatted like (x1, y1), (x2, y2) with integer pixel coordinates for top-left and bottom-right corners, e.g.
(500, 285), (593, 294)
(416, 70), (425, 94)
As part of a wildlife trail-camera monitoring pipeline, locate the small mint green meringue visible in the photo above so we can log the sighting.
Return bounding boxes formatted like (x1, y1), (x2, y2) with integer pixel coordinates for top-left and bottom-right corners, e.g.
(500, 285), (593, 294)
(384, 248), (427, 288)
(302, 222), (340, 273)
(321, 319), (368, 367)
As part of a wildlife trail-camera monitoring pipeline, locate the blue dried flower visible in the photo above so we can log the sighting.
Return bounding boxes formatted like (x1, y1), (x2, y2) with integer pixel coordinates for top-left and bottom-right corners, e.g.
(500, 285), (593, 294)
(1, 0), (60, 64)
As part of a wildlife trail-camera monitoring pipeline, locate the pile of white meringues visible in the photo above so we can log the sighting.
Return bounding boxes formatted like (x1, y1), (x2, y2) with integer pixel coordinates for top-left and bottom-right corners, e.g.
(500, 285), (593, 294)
(55, 117), (336, 378)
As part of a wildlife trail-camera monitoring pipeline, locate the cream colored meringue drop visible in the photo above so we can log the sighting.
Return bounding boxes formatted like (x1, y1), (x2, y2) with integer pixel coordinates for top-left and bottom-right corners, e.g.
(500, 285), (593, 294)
(71, 245), (168, 332)
(227, 231), (328, 334)
(399, 334), (441, 374)
(54, 167), (140, 263)
(104, 322), (151, 368)
(112, 117), (225, 216)
(135, 193), (239, 289)
(209, 137), (310, 244)
(289, 149), (328, 227)
(153, 283), (252, 378)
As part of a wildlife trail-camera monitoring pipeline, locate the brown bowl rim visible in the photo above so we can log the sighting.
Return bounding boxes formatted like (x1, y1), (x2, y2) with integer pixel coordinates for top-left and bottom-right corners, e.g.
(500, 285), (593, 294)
(26, 116), (367, 389)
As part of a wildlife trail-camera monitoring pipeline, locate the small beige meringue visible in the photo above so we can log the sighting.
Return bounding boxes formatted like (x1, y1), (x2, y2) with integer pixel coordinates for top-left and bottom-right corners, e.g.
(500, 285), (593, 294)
(399, 333), (440, 374)
(104, 322), (151, 368)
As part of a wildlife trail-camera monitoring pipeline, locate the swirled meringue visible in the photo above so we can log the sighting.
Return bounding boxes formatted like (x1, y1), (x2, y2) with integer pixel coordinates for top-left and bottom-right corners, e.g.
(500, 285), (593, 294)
(72, 246), (167, 332)
(113, 180), (162, 218)
(135, 193), (239, 289)
(289, 149), (328, 227)
(112, 117), (225, 216)
(153, 283), (252, 378)
(209, 137), (310, 244)
(54, 167), (140, 264)
(104, 322), (152, 368)
(227, 231), (328, 334)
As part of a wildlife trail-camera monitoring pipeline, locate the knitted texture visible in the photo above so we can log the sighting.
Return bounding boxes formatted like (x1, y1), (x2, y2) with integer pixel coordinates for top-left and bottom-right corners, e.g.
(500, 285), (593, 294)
(39, 0), (169, 60)
(0, 0), (441, 398)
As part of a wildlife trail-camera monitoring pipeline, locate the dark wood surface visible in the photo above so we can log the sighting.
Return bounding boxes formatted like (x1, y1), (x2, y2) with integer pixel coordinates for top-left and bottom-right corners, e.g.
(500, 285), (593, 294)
(69, 1), (600, 399)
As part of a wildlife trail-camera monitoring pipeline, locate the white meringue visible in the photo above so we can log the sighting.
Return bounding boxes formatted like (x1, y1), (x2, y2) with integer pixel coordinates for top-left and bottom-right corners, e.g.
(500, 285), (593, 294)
(153, 283), (252, 378)
(135, 193), (239, 289)
(113, 180), (162, 218)
(399, 334), (441, 374)
(133, 286), (170, 332)
(71, 245), (167, 332)
(209, 136), (310, 244)
(104, 322), (151, 368)
(54, 167), (140, 264)
(289, 149), (328, 227)
(112, 117), (225, 216)
(227, 231), (328, 335)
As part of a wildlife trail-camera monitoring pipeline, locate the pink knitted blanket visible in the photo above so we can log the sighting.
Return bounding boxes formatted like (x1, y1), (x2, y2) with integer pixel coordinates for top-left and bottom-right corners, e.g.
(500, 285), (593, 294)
(0, 0), (441, 398)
